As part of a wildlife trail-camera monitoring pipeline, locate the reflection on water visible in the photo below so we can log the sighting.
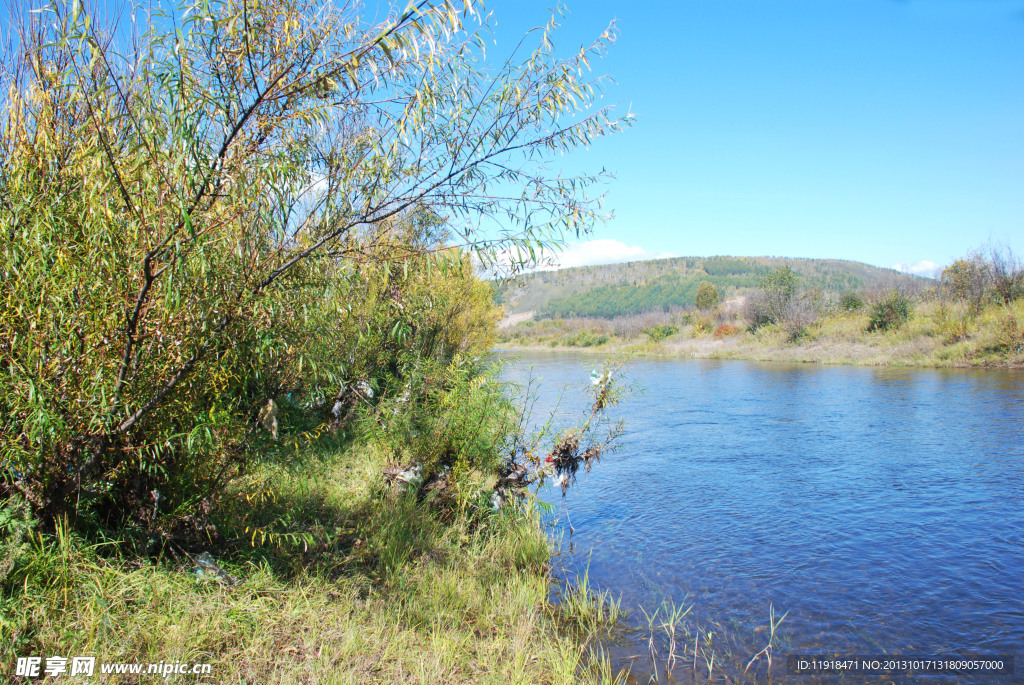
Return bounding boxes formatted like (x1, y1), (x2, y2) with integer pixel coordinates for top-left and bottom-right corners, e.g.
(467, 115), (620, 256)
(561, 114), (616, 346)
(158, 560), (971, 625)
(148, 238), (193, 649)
(498, 351), (1024, 684)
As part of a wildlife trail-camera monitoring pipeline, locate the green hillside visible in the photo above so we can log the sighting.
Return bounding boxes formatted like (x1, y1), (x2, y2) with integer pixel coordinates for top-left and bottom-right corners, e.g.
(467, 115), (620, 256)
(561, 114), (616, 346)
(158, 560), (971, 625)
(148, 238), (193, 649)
(496, 255), (928, 318)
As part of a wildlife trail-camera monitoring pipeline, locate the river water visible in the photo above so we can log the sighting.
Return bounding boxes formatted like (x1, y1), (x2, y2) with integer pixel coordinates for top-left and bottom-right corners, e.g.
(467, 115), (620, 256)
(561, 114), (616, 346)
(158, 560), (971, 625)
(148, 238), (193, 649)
(497, 351), (1024, 684)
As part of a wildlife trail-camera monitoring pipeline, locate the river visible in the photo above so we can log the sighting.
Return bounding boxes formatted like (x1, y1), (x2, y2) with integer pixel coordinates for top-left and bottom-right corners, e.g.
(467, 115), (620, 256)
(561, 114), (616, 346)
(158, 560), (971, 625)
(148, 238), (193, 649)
(497, 351), (1024, 684)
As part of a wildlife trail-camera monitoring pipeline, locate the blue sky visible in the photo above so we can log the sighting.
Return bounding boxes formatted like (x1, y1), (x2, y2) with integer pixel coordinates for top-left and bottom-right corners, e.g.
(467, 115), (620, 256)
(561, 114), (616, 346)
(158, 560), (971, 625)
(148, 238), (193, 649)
(3, 0), (1019, 274)
(487, 0), (1024, 274)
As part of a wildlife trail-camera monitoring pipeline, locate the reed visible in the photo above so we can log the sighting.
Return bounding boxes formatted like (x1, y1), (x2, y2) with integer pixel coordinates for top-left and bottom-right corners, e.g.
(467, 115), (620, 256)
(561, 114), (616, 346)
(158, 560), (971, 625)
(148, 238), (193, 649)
(744, 603), (790, 676)
(558, 562), (626, 637)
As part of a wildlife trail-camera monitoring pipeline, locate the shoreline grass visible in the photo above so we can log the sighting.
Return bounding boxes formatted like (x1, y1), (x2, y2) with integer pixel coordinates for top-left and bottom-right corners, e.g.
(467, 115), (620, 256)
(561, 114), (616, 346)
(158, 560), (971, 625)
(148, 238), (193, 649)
(1, 442), (624, 684)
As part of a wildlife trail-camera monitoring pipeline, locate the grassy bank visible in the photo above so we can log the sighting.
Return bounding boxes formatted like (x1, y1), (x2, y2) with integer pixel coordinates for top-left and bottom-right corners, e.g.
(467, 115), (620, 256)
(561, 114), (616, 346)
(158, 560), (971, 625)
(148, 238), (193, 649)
(498, 299), (1024, 368)
(1, 442), (621, 684)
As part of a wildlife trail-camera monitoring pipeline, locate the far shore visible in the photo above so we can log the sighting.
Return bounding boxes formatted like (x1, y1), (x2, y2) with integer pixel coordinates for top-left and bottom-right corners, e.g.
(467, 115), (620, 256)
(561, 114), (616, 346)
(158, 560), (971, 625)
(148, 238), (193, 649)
(495, 340), (1023, 369)
(495, 302), (1024, 370)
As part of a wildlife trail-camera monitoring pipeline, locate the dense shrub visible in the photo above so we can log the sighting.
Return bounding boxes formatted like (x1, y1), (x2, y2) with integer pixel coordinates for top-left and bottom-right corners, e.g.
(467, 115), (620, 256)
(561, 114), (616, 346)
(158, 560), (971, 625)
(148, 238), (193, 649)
(840, 292), (865, 312)
(867, 291), (914, 331)
(609, 312), (682, 339)
(691, 313), (714, 336)
(695, 281), (720, 312)
(942, 255), (990, 314)
(561, 331), (610, 347)
(805, 287), (837, 318)
(644, 323), (679, 342)
(369, 357), (513, 502)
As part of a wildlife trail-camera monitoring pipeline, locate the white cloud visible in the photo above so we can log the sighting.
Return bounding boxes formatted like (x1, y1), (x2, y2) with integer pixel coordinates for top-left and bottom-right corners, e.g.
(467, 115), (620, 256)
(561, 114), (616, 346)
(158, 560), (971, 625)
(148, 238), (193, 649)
(482, 239), (675, 275)
(541, 239), (677, 270)
(893, 260), (942, 278)
(505, 239), (675, 272)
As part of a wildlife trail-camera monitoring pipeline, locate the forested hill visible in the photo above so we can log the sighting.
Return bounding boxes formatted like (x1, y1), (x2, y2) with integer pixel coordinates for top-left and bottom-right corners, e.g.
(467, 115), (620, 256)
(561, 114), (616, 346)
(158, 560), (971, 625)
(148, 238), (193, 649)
(494, 255), (928, 318)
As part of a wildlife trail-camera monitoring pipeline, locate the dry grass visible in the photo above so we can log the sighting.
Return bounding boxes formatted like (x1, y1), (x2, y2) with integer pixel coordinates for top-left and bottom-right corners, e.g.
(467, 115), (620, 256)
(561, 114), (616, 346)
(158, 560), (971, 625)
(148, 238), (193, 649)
(498, 300), (1024, 368)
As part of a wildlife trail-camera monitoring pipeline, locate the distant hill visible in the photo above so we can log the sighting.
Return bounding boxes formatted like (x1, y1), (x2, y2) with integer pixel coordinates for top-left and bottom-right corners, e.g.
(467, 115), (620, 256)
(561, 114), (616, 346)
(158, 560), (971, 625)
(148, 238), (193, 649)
(494, 255), (930, 319)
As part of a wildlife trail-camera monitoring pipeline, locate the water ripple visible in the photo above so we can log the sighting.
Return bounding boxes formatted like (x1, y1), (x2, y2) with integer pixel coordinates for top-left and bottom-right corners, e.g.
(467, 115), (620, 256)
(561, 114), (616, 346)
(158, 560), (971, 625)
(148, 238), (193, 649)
(500, 353), (1024, 684)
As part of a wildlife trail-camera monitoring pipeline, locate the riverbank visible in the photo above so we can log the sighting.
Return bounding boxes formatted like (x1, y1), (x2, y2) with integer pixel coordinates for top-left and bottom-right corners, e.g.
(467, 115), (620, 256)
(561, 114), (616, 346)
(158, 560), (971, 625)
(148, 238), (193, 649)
(0, 442), (620, 684)
(497, 300), (1024, 369)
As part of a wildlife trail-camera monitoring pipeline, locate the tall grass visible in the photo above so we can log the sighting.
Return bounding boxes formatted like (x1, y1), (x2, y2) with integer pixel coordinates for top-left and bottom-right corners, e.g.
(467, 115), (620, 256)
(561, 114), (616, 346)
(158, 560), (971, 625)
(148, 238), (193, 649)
(0, 443), (625, 684)
(557, 563), (625, 637)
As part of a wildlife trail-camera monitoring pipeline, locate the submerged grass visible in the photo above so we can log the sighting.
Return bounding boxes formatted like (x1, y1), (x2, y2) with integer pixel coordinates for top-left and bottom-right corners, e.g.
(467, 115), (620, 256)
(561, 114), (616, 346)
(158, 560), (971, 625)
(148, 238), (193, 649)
(556, 563), (625, 638)
(0, 442), (625, 684)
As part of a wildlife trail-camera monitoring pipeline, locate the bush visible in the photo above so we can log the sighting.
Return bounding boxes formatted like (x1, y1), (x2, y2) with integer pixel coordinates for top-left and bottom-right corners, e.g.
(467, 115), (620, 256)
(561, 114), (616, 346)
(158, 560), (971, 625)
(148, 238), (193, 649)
(760, 265), (799, 323)
(987, 242), (1024, 304)
(695, 281), (720, 312)
(691, 313), (714, 337)
(840, 292), (865, 312)
(742, 291), (773, 330)
(369, 357), (513, 504)
(780, 294), (820, 341)
(744, 266), (798, 329)
(932, 302), (974, 343)
(713, 324), (740, 339)
(942, 255), (990, 314)
(996, 312), (1024, 354)
(805, 287), (837, 318)
(867, 291), (913, 331)
(644, 323), (679, 342)
(562, 331), (610, 347)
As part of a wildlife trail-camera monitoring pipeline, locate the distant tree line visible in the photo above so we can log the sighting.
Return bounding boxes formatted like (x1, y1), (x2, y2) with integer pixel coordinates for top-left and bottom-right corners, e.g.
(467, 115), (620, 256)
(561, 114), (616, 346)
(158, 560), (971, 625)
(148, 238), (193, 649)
(538, 264), (866, 319)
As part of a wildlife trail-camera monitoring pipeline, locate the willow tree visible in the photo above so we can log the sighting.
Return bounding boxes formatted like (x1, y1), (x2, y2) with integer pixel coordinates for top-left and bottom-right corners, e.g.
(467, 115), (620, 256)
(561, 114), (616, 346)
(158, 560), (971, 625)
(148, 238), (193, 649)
(0, 0), (630, 528)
